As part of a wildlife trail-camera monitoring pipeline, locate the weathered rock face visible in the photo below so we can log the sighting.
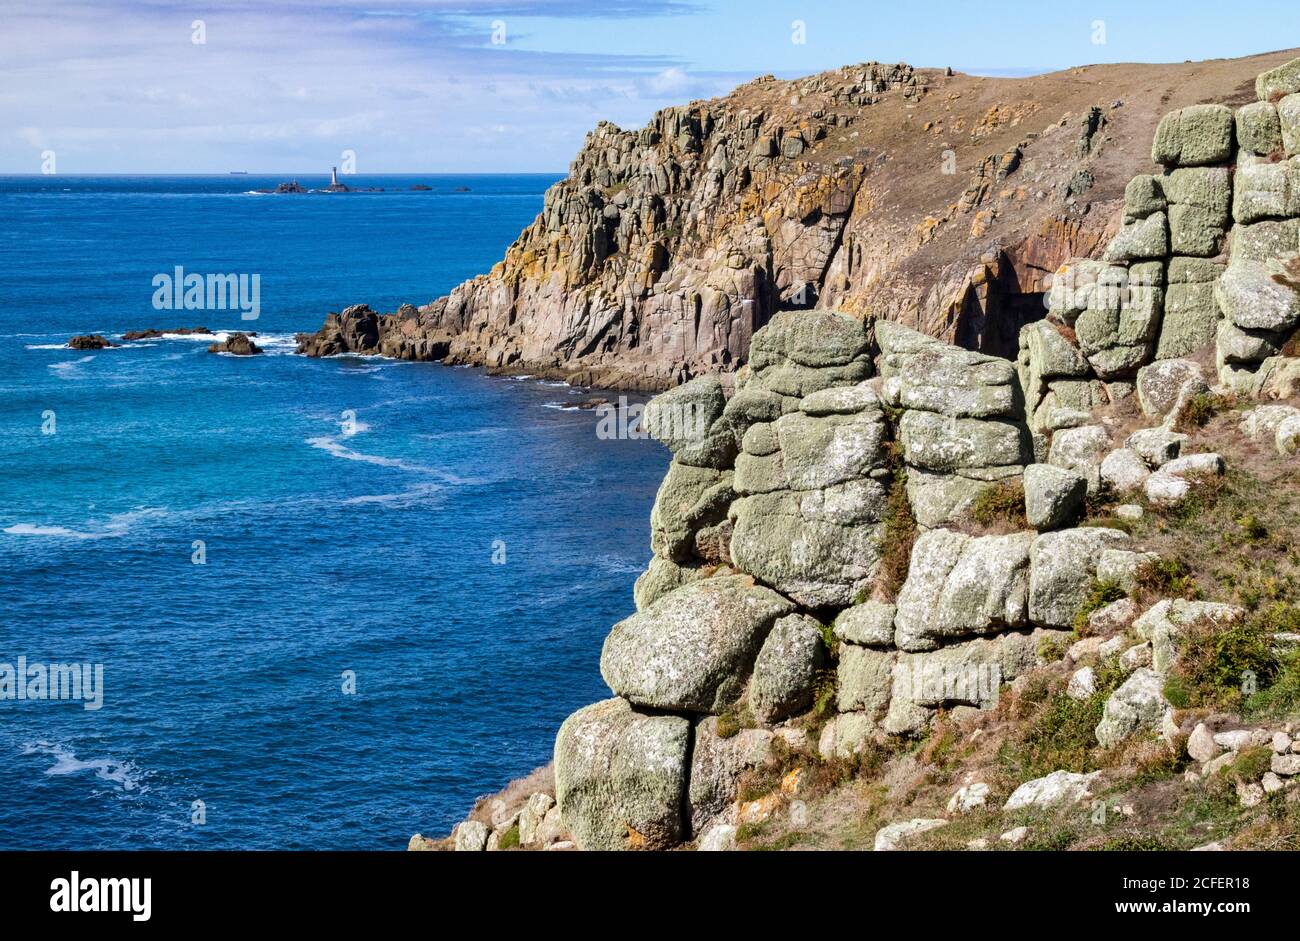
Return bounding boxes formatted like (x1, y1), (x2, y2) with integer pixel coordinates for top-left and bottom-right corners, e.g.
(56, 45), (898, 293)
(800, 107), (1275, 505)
(531, 54), (1300, 852)
(553, 698), (691, 851)
(600, 575), (795, 713)
(304, 55), (1300, 390)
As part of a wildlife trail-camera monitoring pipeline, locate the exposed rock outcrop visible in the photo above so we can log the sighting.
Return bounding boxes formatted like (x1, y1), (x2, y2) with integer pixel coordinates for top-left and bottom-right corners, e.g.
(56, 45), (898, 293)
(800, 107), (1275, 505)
(305, 53), (1300, 390)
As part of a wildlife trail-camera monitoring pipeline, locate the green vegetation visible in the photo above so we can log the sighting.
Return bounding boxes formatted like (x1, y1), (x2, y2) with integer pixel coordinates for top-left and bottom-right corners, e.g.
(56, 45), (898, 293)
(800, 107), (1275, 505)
(1163, 611), (1280, 711)
(1174, 391), (1234, 432)
(879, 459), (916, 599)
(1074, 577), (1127, 633)
(497, 824), (520, 850)
(970, 479), (1027, 528)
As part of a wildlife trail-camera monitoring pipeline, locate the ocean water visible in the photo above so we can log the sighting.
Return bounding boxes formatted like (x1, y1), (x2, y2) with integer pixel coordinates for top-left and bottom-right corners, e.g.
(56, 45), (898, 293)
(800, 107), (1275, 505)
(0, 175), (668, 849)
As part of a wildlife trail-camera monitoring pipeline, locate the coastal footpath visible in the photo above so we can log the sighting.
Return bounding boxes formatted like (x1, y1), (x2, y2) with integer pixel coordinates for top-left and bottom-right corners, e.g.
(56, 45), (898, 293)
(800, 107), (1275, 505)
(409, 54), (1300, 852)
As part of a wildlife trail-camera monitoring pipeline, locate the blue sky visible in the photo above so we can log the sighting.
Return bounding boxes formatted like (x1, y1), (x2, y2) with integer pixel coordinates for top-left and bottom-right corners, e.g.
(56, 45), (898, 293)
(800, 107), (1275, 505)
(1, 0), (1298, 173)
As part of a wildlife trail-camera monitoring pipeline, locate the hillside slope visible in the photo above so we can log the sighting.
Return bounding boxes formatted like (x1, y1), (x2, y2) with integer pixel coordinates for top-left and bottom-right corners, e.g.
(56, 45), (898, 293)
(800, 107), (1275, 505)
(299, 49), (1300, 389)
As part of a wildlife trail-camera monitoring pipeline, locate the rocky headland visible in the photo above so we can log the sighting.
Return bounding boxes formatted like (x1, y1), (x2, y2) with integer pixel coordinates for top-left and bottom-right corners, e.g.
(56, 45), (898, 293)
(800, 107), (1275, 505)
(406, 51), (1300, 853)
(301, 50), (1298, 391)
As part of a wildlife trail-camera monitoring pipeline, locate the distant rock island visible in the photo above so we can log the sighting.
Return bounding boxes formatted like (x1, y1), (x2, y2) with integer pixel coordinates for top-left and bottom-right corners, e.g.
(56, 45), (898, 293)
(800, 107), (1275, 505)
(251, 167), (439, 195)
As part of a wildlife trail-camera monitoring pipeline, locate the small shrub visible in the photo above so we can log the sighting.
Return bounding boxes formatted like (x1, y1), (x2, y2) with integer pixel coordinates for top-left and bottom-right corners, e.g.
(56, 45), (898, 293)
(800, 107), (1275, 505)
(878, 467), (916, 599)
(1174, 392), (1231, 431)
(1135, 557), (1198, 600)
(1073, 578), (1127, 633)
(1102, 835), (1175, 851)
(715, 710), (740, 739)
(999, 690), (1105, 782)
(1226, 746), (1274, 782)
(1164, 613), (1280, 711)
(497, 824), (520, 850)
(970, 479), (1027, 528)
(1247, 649), (1300, 720)
(811, 672), (837, 718)
(1237, 514), (1269, 544)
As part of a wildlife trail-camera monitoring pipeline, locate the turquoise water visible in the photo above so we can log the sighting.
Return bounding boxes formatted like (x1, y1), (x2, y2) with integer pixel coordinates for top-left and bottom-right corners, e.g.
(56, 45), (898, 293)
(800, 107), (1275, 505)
(0, 175), (667, 848)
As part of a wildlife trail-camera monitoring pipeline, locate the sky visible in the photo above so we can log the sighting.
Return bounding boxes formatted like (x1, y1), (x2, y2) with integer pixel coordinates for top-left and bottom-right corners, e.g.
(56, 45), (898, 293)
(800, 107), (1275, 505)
(1, 0), (1298, 173)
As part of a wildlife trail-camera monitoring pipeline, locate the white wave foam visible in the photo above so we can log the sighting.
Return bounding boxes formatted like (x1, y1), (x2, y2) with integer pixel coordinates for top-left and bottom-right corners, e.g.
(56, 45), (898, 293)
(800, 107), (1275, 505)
(23, 742), (146, 793)
(26, 343), (71, 350)
(4, 507), (167, 541)
(48, 355), (95, 377)
(4, 523), (99, 539)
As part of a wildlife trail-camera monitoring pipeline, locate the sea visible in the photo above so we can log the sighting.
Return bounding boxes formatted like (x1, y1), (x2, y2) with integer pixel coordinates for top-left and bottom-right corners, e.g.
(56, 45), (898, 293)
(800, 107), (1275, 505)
(0, 174), (667, 849)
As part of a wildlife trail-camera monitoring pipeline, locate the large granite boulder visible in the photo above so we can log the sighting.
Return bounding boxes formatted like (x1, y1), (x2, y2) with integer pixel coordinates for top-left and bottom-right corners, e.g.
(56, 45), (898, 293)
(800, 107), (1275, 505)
(1237, 101), (1283, 157)
(554, 698), (691, 851)
(1257, 57), (1300, 102)
(1158, 258), (1223, 359)
(1151, 104), (1235, 167)
(893, 529), (1034, 651)
(898, 411), (1027, 471)
(601, 576), (795, 713)
(1029, 527), (1132, 629)
(1095, 668), (1175, 748)
(749, 613), (826, 724)
(688, 717), (774, 833)
(1216, 259), (1300, 333)
(836, 645), (897, 717)
(644, 375), (733, 468)
(1023, 463), (1087, 531)
(649, 462), (734, 562)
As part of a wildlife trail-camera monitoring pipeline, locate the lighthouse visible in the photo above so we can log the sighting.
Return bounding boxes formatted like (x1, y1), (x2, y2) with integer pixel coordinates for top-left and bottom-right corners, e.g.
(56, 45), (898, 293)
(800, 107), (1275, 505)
(331, 166), (339, 187)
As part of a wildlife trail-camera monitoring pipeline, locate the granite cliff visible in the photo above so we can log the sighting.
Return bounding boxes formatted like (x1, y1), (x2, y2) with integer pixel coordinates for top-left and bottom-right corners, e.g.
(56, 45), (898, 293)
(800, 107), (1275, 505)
(301, 50), (1300, 390)
(411, 52), (1300, 853)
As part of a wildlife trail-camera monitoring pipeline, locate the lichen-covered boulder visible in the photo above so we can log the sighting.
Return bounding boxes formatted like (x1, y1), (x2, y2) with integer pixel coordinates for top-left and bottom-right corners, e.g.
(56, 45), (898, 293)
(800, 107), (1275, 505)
(729, 484), (886, 608)
(1158, 257), (1223, 359)
(1216, 259), (1300, 333)
(649, 462), (733, 561)
(1126, 426), (1187, 467)
(836, 645), (896, 717)
(1278, 93), (1300, 156)
(554, 698), (691, 851)
(1231, 219), (1299, 262)
(1003, 770), (1101, 810)
(1164, 167), (1232, 257)
(833, 600), (896, 647)
(1102, 212), (1169, 262)
(899, 410), (1028, 471)
(1232, 155), (1300, 224)
(644, 375), (733, 468)
(891, 344), (1019, 419)
(688, 716), (774, 833)
(633, 556), (711, 610)
(775, 408), (887, 490)
(1029, 527), (1132, 628)
(1151, 104), (1235, 167)
(1095, 668), (1175, 748)
(749, 613), (826, 724)
(1100, 447), (1151, 493)
(1257, 57), (1300, 102)
(1023, 463), (1087, 531)
(1048, 424), (1110, 493)
(1137, 358), (1206, 420)
(1236, 101), (1283, 157)
(600, 575), (795, 713)
(1124, 174), (1166, 220)
(893, 529), (1034, 651)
